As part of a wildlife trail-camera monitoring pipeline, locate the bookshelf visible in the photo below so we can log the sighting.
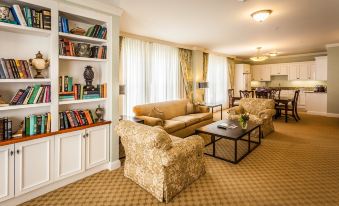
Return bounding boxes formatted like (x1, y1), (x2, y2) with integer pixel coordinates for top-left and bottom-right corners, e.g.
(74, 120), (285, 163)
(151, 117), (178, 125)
(0, 1), (120, 204)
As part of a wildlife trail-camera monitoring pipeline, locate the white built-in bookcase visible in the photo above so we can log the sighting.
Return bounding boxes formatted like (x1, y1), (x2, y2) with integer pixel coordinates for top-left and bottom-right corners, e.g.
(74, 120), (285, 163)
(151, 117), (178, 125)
(0, 0), (113, 134)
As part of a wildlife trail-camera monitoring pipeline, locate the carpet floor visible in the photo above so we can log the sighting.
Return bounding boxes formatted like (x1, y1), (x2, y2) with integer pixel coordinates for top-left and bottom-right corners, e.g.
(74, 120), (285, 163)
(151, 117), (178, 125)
(21, 113), (339, 206)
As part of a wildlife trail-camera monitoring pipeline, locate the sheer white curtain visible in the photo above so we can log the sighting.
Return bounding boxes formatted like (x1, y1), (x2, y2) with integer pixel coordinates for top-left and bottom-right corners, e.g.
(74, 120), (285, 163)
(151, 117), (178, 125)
(121, 37), (182, 116)
(205, 54), (228, 106)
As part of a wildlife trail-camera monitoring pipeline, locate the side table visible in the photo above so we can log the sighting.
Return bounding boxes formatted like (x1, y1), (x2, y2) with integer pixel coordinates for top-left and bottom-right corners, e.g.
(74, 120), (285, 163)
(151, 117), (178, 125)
(205, 104), (223, 120)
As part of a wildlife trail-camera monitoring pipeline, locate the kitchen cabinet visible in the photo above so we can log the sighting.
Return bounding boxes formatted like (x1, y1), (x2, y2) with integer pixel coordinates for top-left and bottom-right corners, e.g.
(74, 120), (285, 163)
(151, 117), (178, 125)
(86, 125), (109, 170)
(288, 61), (314, 80)
(298, 91), (306, 107)
(315, 56), (327, 81)
(0, 145), (14, 202)
(15, 137), (54, 196)
(55, 130), (85, 181)
(270, 63), (288, 75)
(251, 65), (271, 81)
(305, 92), (327, 114)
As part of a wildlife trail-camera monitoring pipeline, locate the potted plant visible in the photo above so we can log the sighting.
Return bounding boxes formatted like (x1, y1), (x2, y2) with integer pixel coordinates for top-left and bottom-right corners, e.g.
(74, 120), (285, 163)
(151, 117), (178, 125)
(239, 113), (250, 129)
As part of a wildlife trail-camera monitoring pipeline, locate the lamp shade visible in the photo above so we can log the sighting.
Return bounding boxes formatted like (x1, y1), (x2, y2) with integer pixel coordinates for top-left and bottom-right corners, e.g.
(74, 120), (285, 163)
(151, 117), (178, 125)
(198, 82), (208, 89)
(119, 85), (126, 95)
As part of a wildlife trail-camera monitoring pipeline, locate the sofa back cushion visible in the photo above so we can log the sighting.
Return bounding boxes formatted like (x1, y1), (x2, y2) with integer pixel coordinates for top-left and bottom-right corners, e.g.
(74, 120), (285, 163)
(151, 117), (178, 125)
(115, 120), (172, 150)
(239, 98), (275, 115)
(133, 99), (189, 120)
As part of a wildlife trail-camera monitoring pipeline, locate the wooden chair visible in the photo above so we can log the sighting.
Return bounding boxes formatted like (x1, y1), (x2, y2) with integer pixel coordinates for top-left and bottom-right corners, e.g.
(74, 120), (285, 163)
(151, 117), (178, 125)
(270, 88), (281, 100)
(276, 90), (300, 121)
(228, 89), (239, 108)
(255, 90), (270, 99)
(240, 90), (254, 98)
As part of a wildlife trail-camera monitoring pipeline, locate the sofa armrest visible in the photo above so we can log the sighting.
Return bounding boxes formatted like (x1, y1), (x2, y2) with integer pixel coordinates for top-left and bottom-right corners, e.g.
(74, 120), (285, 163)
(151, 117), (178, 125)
(160, 135), (204, 167)
(198, 105), (210, 113)
(258, 109), (276, 119)
(136, 116), (163, 126)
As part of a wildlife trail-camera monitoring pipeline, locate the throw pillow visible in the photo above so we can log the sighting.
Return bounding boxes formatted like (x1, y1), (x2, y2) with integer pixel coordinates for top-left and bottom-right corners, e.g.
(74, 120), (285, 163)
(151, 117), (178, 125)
(149, 107), (165, 122)
(193, 103), (202, 113)
(186, 102), (194, 114)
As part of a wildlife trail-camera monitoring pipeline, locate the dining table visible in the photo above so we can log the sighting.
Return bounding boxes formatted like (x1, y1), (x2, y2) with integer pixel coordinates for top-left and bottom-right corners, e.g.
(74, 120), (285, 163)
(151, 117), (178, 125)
(275, 97), (293, 123)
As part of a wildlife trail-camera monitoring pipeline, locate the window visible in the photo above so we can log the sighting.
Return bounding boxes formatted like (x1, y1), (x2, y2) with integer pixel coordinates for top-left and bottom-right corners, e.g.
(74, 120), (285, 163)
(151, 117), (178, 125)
(120, 37), (182, 116)
(205, 54), (228, 106)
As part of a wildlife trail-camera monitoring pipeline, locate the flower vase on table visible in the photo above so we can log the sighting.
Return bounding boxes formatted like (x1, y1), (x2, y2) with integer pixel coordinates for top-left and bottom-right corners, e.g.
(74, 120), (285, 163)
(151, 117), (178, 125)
(239, 113), (250, 130)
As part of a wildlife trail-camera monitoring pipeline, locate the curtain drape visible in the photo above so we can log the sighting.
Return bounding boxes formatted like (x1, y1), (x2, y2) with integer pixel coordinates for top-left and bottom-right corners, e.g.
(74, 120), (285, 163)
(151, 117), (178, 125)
(201, 52), (209, 102)
(205, 54), (228, 106)
(227, 57), (235, 90)
(179, 48), (193, 102)
(121, 37), (182, 116)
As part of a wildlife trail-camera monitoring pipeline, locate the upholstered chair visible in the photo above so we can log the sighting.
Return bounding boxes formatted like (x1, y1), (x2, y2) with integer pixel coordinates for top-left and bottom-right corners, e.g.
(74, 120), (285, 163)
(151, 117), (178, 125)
(225, 98), (276, 137)
(115, 120), (206, 203)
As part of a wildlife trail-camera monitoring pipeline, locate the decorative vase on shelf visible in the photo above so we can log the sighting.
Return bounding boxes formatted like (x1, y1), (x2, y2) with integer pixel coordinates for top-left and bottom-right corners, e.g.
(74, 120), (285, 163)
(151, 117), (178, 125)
(75, 43), (91, 57)
(29, 51), (50, 79)
(95, 105), (104, 122)
(83, 65), (95, 91)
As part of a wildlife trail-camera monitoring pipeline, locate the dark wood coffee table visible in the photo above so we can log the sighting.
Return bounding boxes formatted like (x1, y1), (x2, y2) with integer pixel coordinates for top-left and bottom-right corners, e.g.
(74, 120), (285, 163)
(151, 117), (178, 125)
(195, 120), (262, 164)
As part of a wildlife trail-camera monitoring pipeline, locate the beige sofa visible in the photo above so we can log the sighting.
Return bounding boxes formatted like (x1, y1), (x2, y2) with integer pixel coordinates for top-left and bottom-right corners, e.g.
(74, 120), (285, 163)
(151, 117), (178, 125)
(133, 99), (214, 138)
(115, 120), (206, 203)
(225, 98), (276, 137)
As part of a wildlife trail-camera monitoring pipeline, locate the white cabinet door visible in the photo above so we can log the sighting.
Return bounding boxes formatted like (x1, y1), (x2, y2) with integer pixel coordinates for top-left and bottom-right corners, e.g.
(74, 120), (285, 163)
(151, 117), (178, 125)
(55, 130), (85, 181)
(251, 65), (261, 81)
(0, 145), (14, 202)
(315, 56), (327, 81)
(279, 63), (289, 75)
(308, 62), (316, 80)
(270, 64), (279, 75)
(298, 91), (306, 106)
(262, 65), (271, 81)
(288, 63), (299, 80)
(85, 125), (109, 170)
(299, 62), (309, 80)
(15, 137), (54, 196)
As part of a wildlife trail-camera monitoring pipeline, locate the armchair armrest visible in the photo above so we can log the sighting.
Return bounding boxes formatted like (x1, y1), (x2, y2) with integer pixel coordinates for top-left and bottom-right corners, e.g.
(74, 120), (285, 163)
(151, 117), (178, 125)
(160, 135), (204, 167)
(136, 116), (163, 126)
(258, 109), (276, 119)
(225, 106), (242, 115)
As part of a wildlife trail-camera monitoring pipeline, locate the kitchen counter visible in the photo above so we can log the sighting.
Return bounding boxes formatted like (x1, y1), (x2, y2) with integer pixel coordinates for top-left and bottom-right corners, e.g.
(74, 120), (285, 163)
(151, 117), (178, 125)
(305, 92), (327, 115)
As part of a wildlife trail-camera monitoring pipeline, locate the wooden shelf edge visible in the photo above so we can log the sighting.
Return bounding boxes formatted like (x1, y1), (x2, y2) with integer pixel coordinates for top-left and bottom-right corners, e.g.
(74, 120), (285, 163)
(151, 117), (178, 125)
(0, 121), (112, 147)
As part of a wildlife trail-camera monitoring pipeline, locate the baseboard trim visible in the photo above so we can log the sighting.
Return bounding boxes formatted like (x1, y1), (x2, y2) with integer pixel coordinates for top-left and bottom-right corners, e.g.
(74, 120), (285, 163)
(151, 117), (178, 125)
(306, 111), (327, 116)
(2, 163), (108, 206)
(326, 113), (339, 118)
(108, 159), (121, 171)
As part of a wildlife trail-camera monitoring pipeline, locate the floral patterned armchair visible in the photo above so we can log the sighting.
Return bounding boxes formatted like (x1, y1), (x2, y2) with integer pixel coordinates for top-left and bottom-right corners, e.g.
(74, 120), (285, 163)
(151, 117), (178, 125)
(115, 120), (206, 203)
(225, 98), (276, 137)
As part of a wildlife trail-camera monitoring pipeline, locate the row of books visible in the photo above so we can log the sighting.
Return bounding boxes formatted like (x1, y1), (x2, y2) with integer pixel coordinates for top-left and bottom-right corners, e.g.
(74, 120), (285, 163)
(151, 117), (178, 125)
(59, 38), (107, 59)
(59, 110), (95, 130)
(6, 4), (51, 30)
(59, 76), (73, 92)
(10, 85), (51, 105)
(59, 84), (107, 101)
(58, 16), (70, 33)
(0, 117), (12, 141)
(85, 25), (107, 39)
(91, 46), (107, 59)
(0, 59), (33, 79)
(24, 113), (51, 136)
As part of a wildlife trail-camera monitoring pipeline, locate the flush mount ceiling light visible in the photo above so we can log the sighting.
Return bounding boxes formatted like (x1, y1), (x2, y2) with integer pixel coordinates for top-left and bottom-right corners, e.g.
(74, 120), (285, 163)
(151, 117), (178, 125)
(269, 51), (278, 57)
(251, 9), (272, 22)
(250, 47), (268, 62)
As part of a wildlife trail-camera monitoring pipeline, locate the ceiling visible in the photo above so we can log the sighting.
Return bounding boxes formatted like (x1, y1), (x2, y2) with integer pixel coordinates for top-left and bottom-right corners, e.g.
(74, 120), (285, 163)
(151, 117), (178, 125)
(101, 0), (339, 57)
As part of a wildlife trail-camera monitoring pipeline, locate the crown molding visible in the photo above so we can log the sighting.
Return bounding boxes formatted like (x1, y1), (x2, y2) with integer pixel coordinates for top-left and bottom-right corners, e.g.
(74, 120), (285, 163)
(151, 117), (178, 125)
(269, 51), (327, 59)
(61, 0), (124, 16)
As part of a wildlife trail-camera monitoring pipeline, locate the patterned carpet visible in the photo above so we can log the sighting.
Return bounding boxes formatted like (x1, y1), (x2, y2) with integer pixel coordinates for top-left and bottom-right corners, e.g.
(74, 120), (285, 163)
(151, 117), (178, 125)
(21, 113), (339, 206)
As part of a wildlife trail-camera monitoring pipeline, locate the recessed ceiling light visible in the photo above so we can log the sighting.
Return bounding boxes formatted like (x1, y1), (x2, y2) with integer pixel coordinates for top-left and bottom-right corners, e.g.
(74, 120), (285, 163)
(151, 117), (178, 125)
(251, 10), (272, 22)
(250, 47), (269, 62)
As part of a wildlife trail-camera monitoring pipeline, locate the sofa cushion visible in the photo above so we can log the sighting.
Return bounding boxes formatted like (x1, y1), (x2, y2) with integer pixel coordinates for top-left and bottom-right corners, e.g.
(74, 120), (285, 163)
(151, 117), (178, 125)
(171, 115), (201, 127)
(239, 98), (275, 115)
(149, 107), (165, 121)
(163, 120), (186, 133)
(186, 102), (194, 114)
(188, 112), (213, 121)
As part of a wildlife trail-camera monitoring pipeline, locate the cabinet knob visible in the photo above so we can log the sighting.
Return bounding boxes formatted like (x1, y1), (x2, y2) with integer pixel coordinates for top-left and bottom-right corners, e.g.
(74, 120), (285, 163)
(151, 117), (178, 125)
(82, 134), (86, 138)
(16, 150), (20, 154)
(10, 151), (14, 156)
(86, 133), (89, 137)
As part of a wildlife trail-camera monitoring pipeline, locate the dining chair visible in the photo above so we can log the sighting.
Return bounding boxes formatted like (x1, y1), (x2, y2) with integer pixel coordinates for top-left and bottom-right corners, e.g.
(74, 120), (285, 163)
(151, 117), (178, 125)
(255, 90), (270, 99)
(240, 90), (254, 98)
(276, 90), (300, 121)
(270, 89), (281, 100)
(228, 89), (239, 107)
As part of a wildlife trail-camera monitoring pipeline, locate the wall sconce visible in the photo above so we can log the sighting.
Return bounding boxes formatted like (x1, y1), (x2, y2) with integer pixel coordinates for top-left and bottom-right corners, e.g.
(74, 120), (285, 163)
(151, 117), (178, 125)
(197, 82), (209, 89)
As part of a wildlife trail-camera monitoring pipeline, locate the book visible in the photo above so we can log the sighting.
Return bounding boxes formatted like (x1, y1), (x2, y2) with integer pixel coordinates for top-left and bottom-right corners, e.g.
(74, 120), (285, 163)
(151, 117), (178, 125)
(0, 58), (9, 78)
(12, 5), (27, 26)
(16, 86), (31, 105)
(9, 89), (25, 105)
(42, 10), (51, 30)
(23, 7), (33, 27)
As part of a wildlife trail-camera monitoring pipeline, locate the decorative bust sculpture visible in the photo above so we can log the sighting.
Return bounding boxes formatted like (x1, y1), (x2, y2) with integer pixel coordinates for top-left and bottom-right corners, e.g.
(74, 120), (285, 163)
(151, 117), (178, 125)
(83, 65), (95, 91)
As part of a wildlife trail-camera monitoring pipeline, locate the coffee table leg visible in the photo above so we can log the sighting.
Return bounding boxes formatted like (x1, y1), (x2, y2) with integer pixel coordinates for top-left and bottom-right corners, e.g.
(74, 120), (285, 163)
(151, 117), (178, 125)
(220, 105), (223, 119)
(234, 140), (237, 163)
(212, 135), (216, 156)
(248, 133), (251, 152)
